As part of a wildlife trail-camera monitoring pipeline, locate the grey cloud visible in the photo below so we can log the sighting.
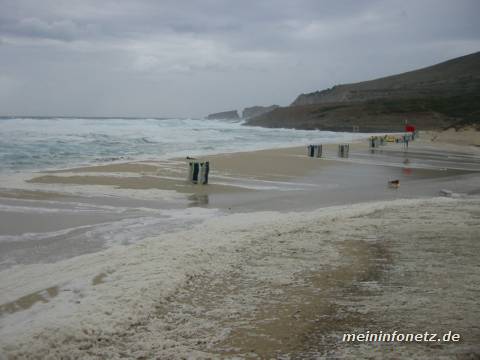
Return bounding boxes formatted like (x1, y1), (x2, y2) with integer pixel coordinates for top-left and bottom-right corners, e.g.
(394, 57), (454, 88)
(0, 0), (478, 117)
(1, 17), (95, 41)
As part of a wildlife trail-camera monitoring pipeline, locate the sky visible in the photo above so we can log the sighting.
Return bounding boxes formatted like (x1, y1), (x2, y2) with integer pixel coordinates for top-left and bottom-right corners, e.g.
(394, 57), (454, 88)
(0, 0), (479, 118)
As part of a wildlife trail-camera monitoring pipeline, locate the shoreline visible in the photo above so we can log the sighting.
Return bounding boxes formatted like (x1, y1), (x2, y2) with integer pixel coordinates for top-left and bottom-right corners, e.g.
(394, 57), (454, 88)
(17, 134), (480, 211)
(1, 130), (478, 202)
(1, 133), (479, 263)
(14, 133), (480, 192)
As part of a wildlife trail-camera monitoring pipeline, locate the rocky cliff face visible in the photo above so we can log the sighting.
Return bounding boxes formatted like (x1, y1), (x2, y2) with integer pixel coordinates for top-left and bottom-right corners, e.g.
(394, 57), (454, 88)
(206, 110), (240, 120)
(242, 105), (279, 119)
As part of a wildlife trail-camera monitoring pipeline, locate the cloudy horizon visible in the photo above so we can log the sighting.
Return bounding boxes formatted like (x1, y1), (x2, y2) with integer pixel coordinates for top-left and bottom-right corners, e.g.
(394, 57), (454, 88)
(0, 0), (479, 118)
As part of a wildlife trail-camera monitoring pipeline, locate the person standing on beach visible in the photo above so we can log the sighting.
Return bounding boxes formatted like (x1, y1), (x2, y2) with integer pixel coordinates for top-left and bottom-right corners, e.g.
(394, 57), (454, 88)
(402, 134), (409, 150)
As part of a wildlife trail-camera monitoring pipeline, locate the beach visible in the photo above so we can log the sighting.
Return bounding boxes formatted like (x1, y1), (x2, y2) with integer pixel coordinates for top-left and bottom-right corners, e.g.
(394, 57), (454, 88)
(1, 132), (480, 359)
(1, 1), (479, 358)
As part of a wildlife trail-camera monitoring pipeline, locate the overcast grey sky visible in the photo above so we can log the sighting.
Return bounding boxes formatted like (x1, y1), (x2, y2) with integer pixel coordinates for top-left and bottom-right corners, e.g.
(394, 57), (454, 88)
(0, 0), (479, 117)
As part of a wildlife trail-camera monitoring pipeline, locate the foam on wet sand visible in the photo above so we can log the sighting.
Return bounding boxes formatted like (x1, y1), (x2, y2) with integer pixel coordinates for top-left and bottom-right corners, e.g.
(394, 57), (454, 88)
(0, 197), (479, 358)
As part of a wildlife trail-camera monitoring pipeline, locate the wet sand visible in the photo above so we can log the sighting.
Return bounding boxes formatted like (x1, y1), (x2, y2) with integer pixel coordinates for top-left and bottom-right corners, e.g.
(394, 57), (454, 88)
(22, 137), (480, 214)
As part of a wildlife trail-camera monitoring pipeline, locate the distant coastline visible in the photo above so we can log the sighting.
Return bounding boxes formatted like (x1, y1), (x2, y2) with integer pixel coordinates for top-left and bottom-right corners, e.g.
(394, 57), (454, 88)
(204, 52), (480, 133)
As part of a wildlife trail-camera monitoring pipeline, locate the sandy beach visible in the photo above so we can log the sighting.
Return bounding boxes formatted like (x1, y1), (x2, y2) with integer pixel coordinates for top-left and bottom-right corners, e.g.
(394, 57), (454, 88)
(1, 134), (480, 359)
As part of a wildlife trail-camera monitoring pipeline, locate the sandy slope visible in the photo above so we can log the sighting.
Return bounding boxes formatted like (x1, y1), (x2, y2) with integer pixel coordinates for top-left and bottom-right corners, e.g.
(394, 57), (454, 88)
(423, 127), (480, 147)
(1, 197), (479, 359)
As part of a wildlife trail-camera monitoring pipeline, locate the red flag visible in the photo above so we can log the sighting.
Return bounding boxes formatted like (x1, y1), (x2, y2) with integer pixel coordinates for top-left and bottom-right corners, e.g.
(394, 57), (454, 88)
(405, 124), (416, 132)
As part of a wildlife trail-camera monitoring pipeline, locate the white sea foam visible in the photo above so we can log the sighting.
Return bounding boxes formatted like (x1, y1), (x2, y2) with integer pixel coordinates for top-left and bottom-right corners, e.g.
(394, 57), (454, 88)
(0, 197), (467, 358)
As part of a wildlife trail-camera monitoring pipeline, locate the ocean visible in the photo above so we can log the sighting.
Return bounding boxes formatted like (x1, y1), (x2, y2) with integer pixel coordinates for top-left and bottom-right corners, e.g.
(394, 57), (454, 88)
(0, 117), (366, 173)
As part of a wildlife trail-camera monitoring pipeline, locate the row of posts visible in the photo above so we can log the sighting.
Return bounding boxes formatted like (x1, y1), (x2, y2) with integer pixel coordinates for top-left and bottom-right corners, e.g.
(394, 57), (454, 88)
(188, 134), (416, 183)
(188, 133), (416, 185)
(307, 144), (350, 158)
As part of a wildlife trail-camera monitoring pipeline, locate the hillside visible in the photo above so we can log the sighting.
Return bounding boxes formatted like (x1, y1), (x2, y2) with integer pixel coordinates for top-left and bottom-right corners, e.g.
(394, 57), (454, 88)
(246, 52), (480, 132)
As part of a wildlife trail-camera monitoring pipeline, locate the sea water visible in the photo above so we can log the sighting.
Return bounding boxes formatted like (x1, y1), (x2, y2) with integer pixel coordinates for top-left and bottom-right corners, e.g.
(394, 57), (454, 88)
(0, 117), (366, 173)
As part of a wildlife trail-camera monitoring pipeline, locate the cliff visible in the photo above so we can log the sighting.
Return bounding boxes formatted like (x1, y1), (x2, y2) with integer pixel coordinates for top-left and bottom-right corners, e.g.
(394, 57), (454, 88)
(242, 105), (279, 119)
(206, 110), (240, 120)
(292, 52), (480, 106)
(246, 52), (480, 132)
(245, 100), (462, 132)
